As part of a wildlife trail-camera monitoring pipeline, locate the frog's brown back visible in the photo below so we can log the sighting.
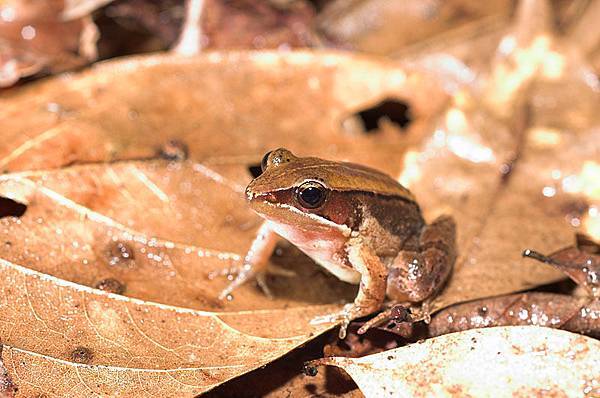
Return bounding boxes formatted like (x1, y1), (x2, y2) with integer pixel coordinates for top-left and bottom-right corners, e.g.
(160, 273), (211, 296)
(254, 148), (415, 203)
(280, 159), (414, 201)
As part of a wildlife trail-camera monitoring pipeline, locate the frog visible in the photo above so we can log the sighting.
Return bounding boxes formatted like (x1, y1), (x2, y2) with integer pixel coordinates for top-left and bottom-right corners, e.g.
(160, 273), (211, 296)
(221, 148), (456, 338)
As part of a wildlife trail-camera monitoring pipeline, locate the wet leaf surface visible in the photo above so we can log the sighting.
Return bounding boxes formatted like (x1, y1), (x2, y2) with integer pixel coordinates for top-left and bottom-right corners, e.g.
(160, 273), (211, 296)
(308, 326), (600, 397)
(429, 292), (600, 338)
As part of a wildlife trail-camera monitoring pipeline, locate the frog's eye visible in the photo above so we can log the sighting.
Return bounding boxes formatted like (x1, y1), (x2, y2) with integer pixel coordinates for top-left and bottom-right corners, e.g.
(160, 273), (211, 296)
(261, 151), (273, 172)
(296, 181), (327, 209)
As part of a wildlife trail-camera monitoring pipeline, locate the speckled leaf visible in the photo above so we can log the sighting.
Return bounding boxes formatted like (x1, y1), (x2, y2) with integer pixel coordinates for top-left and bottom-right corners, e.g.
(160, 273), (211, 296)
(310, 326), (600, 397)
(0, 161), (357, 310)
(0, 51), (445, 394)
(0, 252), (342, 396)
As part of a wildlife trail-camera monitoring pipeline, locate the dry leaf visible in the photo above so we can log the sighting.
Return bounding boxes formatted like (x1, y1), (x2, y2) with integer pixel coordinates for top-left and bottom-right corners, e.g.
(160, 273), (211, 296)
(0, 51), (443, 173)
(0, 51), (445, 393)
(429, 292), (600, 338)
(309, 326), (600, 397)
(174, 0), (317, 55)
(394, 0), (600, 311)
(0, 250), (344, 396)
(0, 39), (597, 394)
(0, 0), (100, 86)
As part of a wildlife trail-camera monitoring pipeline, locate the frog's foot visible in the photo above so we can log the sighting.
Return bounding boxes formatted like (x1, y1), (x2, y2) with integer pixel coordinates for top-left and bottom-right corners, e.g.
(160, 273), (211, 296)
(410, 301), (432, 324)
(357, 301), (433, 335)
(310, 303), (364, 339)
(357, 304), (412, 334)
(213, 263), (296, 300)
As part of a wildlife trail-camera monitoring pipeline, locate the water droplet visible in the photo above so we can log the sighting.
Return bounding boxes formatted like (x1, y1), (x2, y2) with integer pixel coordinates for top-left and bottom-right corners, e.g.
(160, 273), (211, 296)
(518, 309), (529, 320)
(542, 186), (556, 197)
(0, 6), (16, 22)
(551, 169), (561, 179)
(20, 25), (36, 40)
(107, 241), (135, 267)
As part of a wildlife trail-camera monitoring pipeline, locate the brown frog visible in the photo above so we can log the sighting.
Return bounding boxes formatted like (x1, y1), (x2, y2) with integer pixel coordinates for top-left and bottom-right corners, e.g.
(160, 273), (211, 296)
(222, 148), (456, 337)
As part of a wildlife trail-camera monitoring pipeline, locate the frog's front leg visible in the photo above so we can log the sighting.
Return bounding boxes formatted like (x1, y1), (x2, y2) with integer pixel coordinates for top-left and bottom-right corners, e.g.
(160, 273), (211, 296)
(311, 240), (388, 338)
(218, 221), (280, 299)
(387, 215), (456, 305)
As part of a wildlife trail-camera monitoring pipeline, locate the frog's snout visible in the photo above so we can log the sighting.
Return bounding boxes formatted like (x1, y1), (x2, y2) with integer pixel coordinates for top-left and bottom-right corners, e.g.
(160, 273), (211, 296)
(245, 185), (254, 201)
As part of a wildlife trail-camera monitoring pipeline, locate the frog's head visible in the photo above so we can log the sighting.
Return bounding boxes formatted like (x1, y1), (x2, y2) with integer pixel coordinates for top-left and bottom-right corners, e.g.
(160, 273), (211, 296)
(245, 148), (414, 232)
(245, 148), (343, 229)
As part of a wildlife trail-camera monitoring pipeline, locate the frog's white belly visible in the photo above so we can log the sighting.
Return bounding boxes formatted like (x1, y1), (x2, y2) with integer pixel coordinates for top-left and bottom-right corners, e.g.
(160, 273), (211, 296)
(314, 256), (361, 284)
(266, 220), (361, 284)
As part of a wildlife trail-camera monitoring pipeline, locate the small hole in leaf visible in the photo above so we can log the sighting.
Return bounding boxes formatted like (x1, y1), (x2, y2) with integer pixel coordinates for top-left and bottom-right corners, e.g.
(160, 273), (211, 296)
(355, 99), (412, 133)
(248, 164), (263, 178)
(0, 197), (27, 219)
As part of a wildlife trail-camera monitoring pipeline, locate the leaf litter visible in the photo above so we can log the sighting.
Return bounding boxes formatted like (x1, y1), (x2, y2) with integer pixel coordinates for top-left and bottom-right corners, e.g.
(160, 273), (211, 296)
(0, 0), (599, 395)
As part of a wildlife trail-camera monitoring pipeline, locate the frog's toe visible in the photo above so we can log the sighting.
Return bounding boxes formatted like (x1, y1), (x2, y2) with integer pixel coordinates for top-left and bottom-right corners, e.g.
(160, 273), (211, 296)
(266, 263), (296, 277)
(216, 264), (257, 300)
(310, 304), (356, 338)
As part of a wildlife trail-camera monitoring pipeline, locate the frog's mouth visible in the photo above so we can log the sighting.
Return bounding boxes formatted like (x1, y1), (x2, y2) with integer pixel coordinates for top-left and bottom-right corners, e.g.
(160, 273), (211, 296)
(247, 192), (353, 240)
(245, 190), (277, 203)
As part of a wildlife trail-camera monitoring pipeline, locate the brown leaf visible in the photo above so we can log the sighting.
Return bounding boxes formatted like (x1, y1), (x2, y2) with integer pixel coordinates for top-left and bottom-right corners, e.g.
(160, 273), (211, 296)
(0, 254), (340, 396)
(308, 326), (600, 397)
(429, 292), (600, 338)
(0, 51), (446, 392)
(174, 0), (317, 54)
(0, 44), (597, 393)
(0, 52), (444, 173)
(396, 0), (600, 310)
(0, 0), (100, 86)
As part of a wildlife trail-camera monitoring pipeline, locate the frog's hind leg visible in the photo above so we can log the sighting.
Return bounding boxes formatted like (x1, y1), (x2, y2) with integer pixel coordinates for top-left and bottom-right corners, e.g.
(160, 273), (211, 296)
(386, 215), (456, 306)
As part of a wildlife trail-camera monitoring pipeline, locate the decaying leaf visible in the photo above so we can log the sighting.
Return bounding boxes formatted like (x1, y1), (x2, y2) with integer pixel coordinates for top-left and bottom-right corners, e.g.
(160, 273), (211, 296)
(0, 51), (444, 393)
(397, 0), (600, 311)
(429, 292), (600, 338)
(0, 254), (339, 396)
(308, 326), (600, 397)
(0, 0), (101, 86)
(0, 51), (443, 173)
